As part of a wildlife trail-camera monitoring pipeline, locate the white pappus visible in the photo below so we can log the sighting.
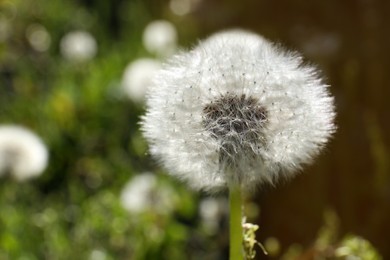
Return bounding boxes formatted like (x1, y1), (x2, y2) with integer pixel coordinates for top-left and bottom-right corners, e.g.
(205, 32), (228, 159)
(0, 125), (48, 181)
(141, 29), (336, 193)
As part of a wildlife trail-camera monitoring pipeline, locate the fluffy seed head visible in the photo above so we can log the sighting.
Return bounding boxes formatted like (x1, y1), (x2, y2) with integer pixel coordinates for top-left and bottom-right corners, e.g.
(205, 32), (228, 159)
(121, 58), (162, 103)
(120, 173), (176, 215)
(141, 29), (336, 193)
(0, 125), (49, 181)
(60, 30), (97, 62)
(142, 20), (178, 57)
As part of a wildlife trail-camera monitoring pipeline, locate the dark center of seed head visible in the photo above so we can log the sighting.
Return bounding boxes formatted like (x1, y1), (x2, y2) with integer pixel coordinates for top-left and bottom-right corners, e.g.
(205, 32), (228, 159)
(202, 94), (268, 144)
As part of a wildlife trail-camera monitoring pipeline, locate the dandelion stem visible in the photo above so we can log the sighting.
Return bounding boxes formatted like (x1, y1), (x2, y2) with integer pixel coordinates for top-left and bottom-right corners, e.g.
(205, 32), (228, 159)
(229, 183), (243, 260)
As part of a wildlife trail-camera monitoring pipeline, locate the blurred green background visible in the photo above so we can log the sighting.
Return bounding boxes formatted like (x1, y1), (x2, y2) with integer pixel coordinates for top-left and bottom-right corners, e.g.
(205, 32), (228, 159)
(0, 0), (389, 259)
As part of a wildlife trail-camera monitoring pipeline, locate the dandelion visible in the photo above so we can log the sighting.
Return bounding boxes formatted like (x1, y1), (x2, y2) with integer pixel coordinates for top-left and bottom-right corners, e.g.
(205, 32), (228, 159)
(142, 29), (335, 192)
(60, 30), (97, 62)
(199, 197), (228, 234)
(141, 29), (336, 259)
(142, 20), (178, 57)
(0, 16), (11, 43)
(26, 24), (51, 52)
(120, 172), (175, 215)
(121, 58), (162, 103)
(0, 125), (48, 181)
(89, 249), (107, 260)
(169, 0), (191, 16)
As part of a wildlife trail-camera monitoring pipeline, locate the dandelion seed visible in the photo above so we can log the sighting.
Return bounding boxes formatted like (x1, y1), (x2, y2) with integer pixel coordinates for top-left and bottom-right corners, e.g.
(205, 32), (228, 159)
(0, 125), (48, 181)
(141, 29), (336, 193)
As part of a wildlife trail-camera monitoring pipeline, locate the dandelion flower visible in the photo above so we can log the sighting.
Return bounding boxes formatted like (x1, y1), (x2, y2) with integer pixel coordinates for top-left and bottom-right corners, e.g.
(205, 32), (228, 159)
(0, 125), (48, 181)
(89, 249), (107, 260)
(26, 24), (51, 52)
(141, 30), (336, 193)
(60, 30), (97, 62)
(199, 197), (228, 234)
(142, 20), (178, 57)
(0, 17), (11, 42)
(120, 173), (175, 215)
(121, 58), (162, 103)
(169, 0), (192, 16)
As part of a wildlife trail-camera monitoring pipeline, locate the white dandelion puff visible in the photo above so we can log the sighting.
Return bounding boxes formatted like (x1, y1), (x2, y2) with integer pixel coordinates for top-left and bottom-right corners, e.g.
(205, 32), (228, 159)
(89, 249), (107, 260)
(26, 23), (51, 52)
(120, 173), (175, 215)
(121, 58), (162, 103)
(60, 30), (97, 62)
(141, 29), (336, 193)
(0, 125), (48, 181)
(142, 20), (178, 57)
(0, 17), (11, 43)
(199, 197), (228, 234)
(169, 0), (192, 16)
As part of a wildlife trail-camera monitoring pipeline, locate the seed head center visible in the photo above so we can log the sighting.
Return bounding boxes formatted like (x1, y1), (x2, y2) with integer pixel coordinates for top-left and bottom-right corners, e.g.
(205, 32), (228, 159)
(202, 94), (267, 145)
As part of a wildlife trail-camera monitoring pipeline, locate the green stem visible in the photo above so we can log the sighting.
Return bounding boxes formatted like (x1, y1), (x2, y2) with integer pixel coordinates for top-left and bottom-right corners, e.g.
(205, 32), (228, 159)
(229, 183), (244, 260)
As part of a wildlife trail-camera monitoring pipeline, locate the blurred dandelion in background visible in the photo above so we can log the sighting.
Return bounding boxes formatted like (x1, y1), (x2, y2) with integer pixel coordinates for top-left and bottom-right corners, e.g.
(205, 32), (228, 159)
(88, 249), (108, 260)
(169, 0), (191, 16)
(0, 16), (11, 43)
(120, 172), (176, 215)
(25, 24), (51, 53)
(142, 20), (178, 57)
(0, 125), (48, 181)
(60, 30), (97, 62)
(121, 58), (162, 103)
(169, 0), (202, 16)
(199, 197), (228, 234)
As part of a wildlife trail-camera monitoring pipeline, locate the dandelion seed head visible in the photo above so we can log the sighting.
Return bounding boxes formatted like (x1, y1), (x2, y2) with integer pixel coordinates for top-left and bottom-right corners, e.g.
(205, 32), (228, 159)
(120, 173), (176, 214)
(0, 125), (48, 181)
(89, 249), (107, 260)
(121, 58), (162, 103)
(60, 30), (97, 62)
(169, 0), (192, 16)
(26, 24), (51, 52)
(0, 17), (11, 43)
(199, 197), (228, 234)
(142, 20), (178, 57)
(141, 29), (336, 193)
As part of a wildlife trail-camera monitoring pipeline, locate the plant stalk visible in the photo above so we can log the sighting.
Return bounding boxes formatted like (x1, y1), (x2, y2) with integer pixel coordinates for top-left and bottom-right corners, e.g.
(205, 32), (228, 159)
(229, 183), (244, 260)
